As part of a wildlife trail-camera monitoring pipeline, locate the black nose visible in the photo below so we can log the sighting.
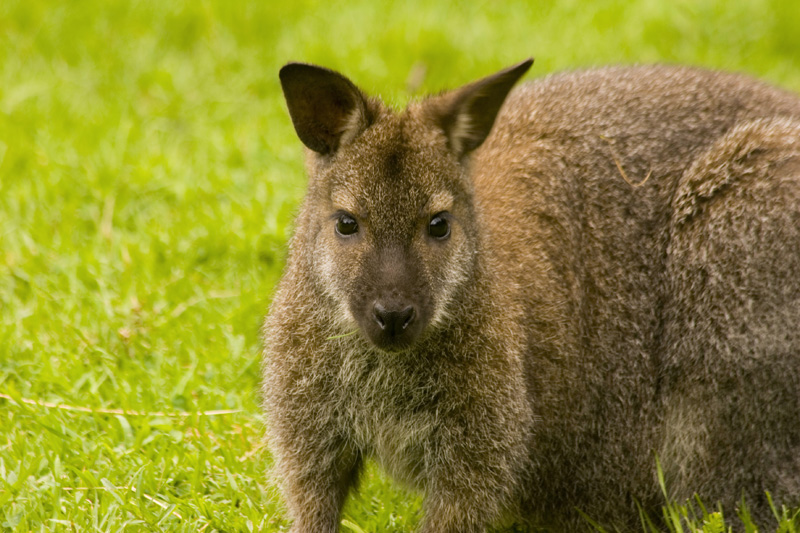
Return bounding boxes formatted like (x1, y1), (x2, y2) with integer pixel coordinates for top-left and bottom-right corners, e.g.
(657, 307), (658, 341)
(373, 302), (416, 337)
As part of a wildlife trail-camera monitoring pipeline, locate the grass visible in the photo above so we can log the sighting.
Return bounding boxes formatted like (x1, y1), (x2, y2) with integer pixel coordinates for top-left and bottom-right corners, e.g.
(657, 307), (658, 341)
(1, 0), (799, 530)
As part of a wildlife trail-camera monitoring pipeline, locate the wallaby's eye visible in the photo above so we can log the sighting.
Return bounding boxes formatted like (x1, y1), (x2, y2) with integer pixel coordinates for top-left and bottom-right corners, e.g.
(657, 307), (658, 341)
(428, 213), (451, 239)
(335, 213), (359, 236)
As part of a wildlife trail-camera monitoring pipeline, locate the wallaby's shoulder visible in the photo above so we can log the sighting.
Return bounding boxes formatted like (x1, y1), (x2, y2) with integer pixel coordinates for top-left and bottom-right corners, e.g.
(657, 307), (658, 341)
(475, 63), (800, 203)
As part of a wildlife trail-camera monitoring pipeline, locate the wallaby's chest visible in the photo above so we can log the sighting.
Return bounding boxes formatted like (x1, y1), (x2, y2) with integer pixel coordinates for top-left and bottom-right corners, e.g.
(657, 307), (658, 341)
(334, 349), (447, 487)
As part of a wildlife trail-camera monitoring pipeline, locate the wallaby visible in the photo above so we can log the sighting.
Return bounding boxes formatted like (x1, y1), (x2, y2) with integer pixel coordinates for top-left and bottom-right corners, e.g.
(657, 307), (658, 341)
(262, 58), (800, 532)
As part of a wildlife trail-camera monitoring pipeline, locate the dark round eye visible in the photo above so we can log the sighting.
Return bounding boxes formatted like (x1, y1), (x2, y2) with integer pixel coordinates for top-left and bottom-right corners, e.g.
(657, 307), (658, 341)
(428, 213), (450, 239)
(336, 213), (358, 236)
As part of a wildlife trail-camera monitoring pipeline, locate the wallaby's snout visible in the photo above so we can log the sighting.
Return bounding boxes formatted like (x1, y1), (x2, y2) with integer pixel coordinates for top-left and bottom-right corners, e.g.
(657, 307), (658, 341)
(370, 300), (417, 348)
(354, 248), (430, 352)
(373, 301), (415, 336)
(360, 291), (425, 351)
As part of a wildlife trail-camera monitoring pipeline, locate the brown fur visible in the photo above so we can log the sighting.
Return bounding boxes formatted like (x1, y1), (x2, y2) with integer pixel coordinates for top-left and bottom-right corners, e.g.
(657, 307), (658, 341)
(263, 60), (800, 532)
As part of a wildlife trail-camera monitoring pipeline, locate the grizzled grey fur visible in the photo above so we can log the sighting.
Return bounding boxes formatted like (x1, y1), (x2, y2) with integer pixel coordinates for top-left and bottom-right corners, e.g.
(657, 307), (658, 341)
(262, 59), (800, 532)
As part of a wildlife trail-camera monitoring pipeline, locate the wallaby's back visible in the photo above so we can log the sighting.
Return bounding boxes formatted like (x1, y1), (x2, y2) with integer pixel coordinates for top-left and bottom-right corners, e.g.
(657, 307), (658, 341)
(473, 65), (800, 528)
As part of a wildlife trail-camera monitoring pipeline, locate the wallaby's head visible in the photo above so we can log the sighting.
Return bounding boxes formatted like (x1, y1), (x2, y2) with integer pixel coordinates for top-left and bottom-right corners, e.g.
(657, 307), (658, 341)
(280, 59), (532, 352)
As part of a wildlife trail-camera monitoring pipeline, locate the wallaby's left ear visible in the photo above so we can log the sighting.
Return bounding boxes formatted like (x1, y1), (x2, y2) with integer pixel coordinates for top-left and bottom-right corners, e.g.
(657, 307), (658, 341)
(433, 59), (533, 157)
(279, 63), (372, 155)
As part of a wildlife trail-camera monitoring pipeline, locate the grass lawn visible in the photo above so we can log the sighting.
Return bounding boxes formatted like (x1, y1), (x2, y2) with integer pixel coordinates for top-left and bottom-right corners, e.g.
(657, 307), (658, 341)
(1, 0), (800, 531)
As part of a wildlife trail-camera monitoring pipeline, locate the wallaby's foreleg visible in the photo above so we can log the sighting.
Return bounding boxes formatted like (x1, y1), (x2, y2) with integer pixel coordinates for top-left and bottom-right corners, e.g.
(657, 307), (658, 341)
(273, 430), (361, 533)
(416, 408), (529, 533)
(265, 371), (361, 533)
(419, 466), (505, 533)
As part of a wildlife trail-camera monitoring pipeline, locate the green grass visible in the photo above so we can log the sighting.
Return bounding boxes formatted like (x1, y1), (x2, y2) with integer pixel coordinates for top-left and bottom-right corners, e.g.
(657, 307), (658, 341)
(1, 0), (800, 530)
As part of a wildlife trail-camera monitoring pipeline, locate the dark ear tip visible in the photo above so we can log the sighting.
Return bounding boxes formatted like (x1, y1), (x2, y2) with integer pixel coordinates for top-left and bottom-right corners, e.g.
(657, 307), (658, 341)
(279, 62), (298, 77)
(279, 62), (361, 95)
(279, 62), (316, 83)
(511, 58), (534, 76)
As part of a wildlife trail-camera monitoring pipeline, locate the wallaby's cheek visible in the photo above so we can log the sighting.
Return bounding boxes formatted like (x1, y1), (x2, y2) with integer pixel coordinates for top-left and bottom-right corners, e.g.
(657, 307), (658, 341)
(310, 230), (364, 329)
(421, 231), (474, 328)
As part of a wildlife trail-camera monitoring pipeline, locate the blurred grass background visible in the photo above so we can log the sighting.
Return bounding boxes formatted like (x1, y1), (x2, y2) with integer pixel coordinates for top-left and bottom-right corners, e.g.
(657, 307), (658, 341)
(1, 0), (799, 531)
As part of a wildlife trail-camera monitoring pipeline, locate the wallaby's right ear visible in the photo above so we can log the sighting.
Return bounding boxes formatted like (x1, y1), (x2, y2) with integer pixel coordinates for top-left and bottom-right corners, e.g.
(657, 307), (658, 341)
(432, 59), (533, 158)
(279, 63), (371, 155)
